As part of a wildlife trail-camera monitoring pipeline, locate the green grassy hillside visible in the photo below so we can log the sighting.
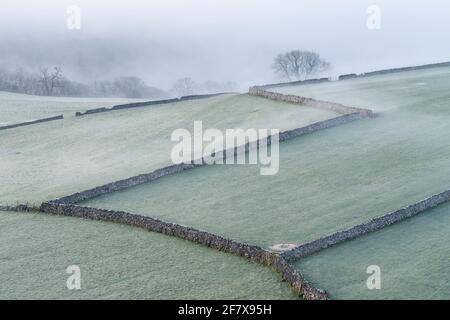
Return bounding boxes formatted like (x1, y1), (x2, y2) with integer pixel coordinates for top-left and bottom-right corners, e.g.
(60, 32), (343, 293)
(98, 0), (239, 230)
(82, 67), (450, 249)
(0, 93), (337, 205)
(294, 202), (450, 299)
(0, 211), (297, 299)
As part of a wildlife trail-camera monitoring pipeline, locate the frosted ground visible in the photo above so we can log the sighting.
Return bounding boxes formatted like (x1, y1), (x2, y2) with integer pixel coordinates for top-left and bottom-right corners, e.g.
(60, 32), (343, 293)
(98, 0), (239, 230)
(272, 66), (450, 114)
(0, 211), (296, 299)
(0, 93), (338, 205)
(295, 201), (450, 299)
(0, 91), (147, 125)
(82, 67), (450, 248)
(3, 66), (450, 300)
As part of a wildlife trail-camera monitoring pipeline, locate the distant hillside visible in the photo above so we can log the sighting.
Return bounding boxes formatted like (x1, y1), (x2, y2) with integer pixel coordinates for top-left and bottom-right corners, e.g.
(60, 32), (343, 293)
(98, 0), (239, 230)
(0, 67), (172, 99)
(139, 85), (172, 100)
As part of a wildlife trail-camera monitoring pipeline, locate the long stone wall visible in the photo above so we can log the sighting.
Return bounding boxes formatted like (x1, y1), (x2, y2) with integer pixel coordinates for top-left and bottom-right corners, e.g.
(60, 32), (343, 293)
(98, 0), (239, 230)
(278, 113), (364, 141)
(75, 93), (232, 117)
(256, 77), (331, 90)
(256, 61), (450, 89)
(56, 163), (198, 205)
(38, 84), (372, 300)
(0, 114), (63, 131)
(23, 81), (374, 299)
(281, 189), (450, 261)
(352, 61), (450, 79)
(55, 112), (367, 205)
(0, 204), (35, 212)
(248, 87), (373, 118)
(38, 202), (328, 300)
(36, 186), (450, 299)
(3, 201), (328, 299)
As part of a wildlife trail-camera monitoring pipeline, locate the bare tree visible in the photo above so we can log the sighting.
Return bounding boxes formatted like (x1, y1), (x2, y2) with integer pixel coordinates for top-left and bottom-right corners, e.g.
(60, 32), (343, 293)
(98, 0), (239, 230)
(301, 51), (330, 78)
(286, 50), (304, 79)
(272, 54), (291, 80)
(39, 66), (64, 96)
(272, 50), (330, 81)
(170, 77), (197, 97)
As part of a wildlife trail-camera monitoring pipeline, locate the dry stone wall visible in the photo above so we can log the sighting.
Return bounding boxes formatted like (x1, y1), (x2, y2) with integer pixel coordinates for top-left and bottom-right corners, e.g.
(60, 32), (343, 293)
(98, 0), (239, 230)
(7, 63), (450, 299)
(278, 113), (364, 141)
(358, 61), (450, 78)
(0, 115), (63, 131)
(257, 61), (450, 89)
(281, 189), (450, 261)
(38, 202), (328, 300)
(18, 185), (450, 300)
(75, 93), (232, 117)
(256, 77), (330, 90)
(248, 87), (373, 118)
(55, 112), (367, 205)
(0, 204), (34, 212)
(56, 163), (198, 205)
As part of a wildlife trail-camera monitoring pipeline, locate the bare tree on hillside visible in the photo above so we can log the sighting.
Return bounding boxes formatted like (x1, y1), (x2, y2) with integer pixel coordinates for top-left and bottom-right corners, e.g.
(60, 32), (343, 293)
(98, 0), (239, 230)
(272, 50), (330, 81)
(272, 54), (291, 80)
(39, 66), (64, 96)
(301, 51), (331, 78)
(0, 67), (170, 98)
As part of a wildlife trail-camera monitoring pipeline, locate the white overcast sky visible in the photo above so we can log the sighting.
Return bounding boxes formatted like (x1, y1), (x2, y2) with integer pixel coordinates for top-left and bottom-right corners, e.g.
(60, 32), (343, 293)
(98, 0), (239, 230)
(1, 0), (449, 89)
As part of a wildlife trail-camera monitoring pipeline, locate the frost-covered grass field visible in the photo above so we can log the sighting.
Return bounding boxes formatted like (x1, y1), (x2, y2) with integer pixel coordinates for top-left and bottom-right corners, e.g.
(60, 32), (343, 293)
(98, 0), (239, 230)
(2, 66), (450, 300)
(0, 91), (148, 125)
(295, 202), (450, 300)
(0, 211), (296, 299)
(272, 66), (450, 114)
(1, 91), (336, 300)
(82, 67), (450, 250)
(0, 93), (337, 205)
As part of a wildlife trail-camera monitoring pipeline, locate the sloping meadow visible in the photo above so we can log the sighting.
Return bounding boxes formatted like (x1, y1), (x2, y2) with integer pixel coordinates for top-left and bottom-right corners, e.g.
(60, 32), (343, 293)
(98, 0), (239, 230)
(3, 66), (450, 299)
(79, 66), (450, 299)
(0, 91), (149, 125)
(0, 210), (297, 299)
(0, 92), (338, 299)
(279, 66), (450, 299)
(294, 202), (450, 299)
(0, 93), (338, 205)
(81, 67), (450, 247)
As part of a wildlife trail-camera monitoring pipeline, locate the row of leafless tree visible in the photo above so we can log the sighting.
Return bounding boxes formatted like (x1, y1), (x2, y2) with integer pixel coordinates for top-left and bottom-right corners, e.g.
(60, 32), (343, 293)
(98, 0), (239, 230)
(0, 67), (170, 99)
(1, 50), (329, 98)
(0, 67), (61, 96)
(0, 66), (238, 98)
(0, 66), (89, 97)
(170, 51), (329, 96)
(39, 66), (64, 96)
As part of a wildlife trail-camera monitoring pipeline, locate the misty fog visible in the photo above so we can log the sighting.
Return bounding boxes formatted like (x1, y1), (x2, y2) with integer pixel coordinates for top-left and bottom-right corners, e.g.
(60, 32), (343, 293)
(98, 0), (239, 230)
(1, 0), (449, 93)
